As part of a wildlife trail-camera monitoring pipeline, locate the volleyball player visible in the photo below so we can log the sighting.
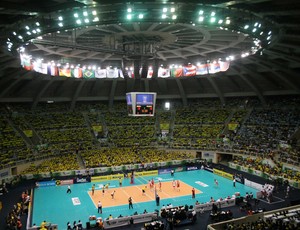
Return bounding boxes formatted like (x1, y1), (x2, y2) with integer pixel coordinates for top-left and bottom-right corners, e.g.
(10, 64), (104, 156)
(172, 180), (176, 190)
(91, 184), (95, 195)
(176, 180), (180, 192)
(214, 179), (219, 187)
(158, 180), (162, 192)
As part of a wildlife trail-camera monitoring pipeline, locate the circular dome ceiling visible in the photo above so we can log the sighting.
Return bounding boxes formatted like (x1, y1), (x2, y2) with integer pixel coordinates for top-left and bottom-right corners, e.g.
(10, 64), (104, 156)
(29, 22), (254, 65)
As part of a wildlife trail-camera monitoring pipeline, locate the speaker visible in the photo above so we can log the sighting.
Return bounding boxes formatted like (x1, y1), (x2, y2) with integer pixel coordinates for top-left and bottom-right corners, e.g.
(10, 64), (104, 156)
(86, 222), (90, 229)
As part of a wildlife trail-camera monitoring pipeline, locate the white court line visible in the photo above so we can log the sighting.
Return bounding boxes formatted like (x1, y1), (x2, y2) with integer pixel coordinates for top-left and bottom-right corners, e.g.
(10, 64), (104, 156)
(135, 186), (154, 201)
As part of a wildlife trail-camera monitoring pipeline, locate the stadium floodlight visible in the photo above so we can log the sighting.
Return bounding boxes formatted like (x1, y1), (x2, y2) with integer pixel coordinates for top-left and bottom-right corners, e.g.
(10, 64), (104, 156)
(163, 8), (168, 13)
(210, 17), (216, 23)
(93, 17), (99, 22)
(32, 30), (36, 34)
(58, 16), (63, 21)
(13, 32), (17, 35)
(74, 13), (79, 18)
(211, 11), (216, 17)
(170, 7), (175, 13)
(198, 16), (204, 22)
(92, 10), (97, 15)
(199, 10), (204, 15)
(25, 26), (30, 30)
(164, 102), (170, 110)
(260, 31), (264, 35)
(254, 22), (258, 27)
(83, 11), (88, 16)
(27, 31), (31, 35)
(36, 28), (41, 33)
(127, 8), (132, 13)
(58, 22), (63, 27)
(244, 25), (249, 29)
(36, 22), (40, 26)
(252, 28), (257, 32)
(225, 19), (230, 25)
(138, 14), (144, 19)
(218, 19), (223, 24)
(172, 15), (177, 20)
(76, 19), (82, 24)
(267, 35), (271, 40)
(127, 14), (132, 20)
(162, 14), (167, 19)
(268, 31), (272, 35)
(84, 18), (89, 23)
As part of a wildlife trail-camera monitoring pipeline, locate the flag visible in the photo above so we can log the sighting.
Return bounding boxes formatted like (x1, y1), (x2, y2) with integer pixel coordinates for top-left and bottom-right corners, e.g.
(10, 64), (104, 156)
(59, 68), (71, 77)
(219, 61), (230, 72)
(107, 69), (118, 78)
(127, 70), (134, 78)
(170, 67), (183, 77)
(22, 55), (33, 71)
(41, 63), (48, 74)
(95, 69), (107, 78)
(83, 69), (95, 78)
(47, 65), (58, 76)
(196, 64), (209, 75)
(118, 69), (124, 78)
(147, 69), (153, 78)
(158, 68), (170, 78)
(183, 65), (197, 77)
(208, 62), (220, 74)
(71, 68), (83, 78)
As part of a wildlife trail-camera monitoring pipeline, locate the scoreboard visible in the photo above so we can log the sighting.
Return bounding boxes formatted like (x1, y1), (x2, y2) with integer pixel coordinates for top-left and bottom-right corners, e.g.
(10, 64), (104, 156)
(126, 92), (157, 116)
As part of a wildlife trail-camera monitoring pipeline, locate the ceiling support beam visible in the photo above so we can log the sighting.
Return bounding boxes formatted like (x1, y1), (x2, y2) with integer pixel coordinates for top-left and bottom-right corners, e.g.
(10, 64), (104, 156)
(206, 77), (225, 105)
(31, 78), (55, 110)
(108, 79), (117, 109)
(71, 80), (85, 110)
(231, 66), (266, 106)
(248, 56), (300, 93)
(175, 78), (187, 107)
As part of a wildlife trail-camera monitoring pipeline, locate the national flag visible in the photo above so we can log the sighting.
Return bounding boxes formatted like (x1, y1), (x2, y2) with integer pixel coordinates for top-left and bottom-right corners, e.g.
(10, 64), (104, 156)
(59, 68), (71, 77)
(147, 69), (153, 78)
(208, 62), (220, 74)
(119, 69), (124, 78)
(22, 55), (33, 71)
(83, 69), (95, 78)
(71, 68), (83, 78)
(196, 64), (209, 75)
(47, 65), (59, 76)
(95, 69), (107, 78)
(219, 61), (230, 72)
(170, 67), (183, 77)
(41, 63), (48, 74)
(158, 68), (170, 78)
(107, 69), (118, 78)
(127, 70), (134, 78)
(183, 65), (197, 77)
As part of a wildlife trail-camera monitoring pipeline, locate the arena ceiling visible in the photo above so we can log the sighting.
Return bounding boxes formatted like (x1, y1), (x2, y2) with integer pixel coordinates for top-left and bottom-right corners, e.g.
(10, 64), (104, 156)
(0, 0), (299, 107)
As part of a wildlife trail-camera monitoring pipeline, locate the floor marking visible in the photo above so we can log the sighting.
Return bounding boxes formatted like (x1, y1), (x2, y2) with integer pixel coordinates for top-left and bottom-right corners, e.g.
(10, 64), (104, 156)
(71, 197), (81, 205)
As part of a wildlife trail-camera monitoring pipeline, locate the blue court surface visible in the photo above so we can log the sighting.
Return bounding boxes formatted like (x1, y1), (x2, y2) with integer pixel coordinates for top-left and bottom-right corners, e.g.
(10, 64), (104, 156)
(32, 170), (258, 229)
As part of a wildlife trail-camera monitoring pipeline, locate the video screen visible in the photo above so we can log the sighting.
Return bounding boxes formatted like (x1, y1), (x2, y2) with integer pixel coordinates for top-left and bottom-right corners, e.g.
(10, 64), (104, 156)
(136, 94), (153, 105)
(126, 94), (132, 105)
